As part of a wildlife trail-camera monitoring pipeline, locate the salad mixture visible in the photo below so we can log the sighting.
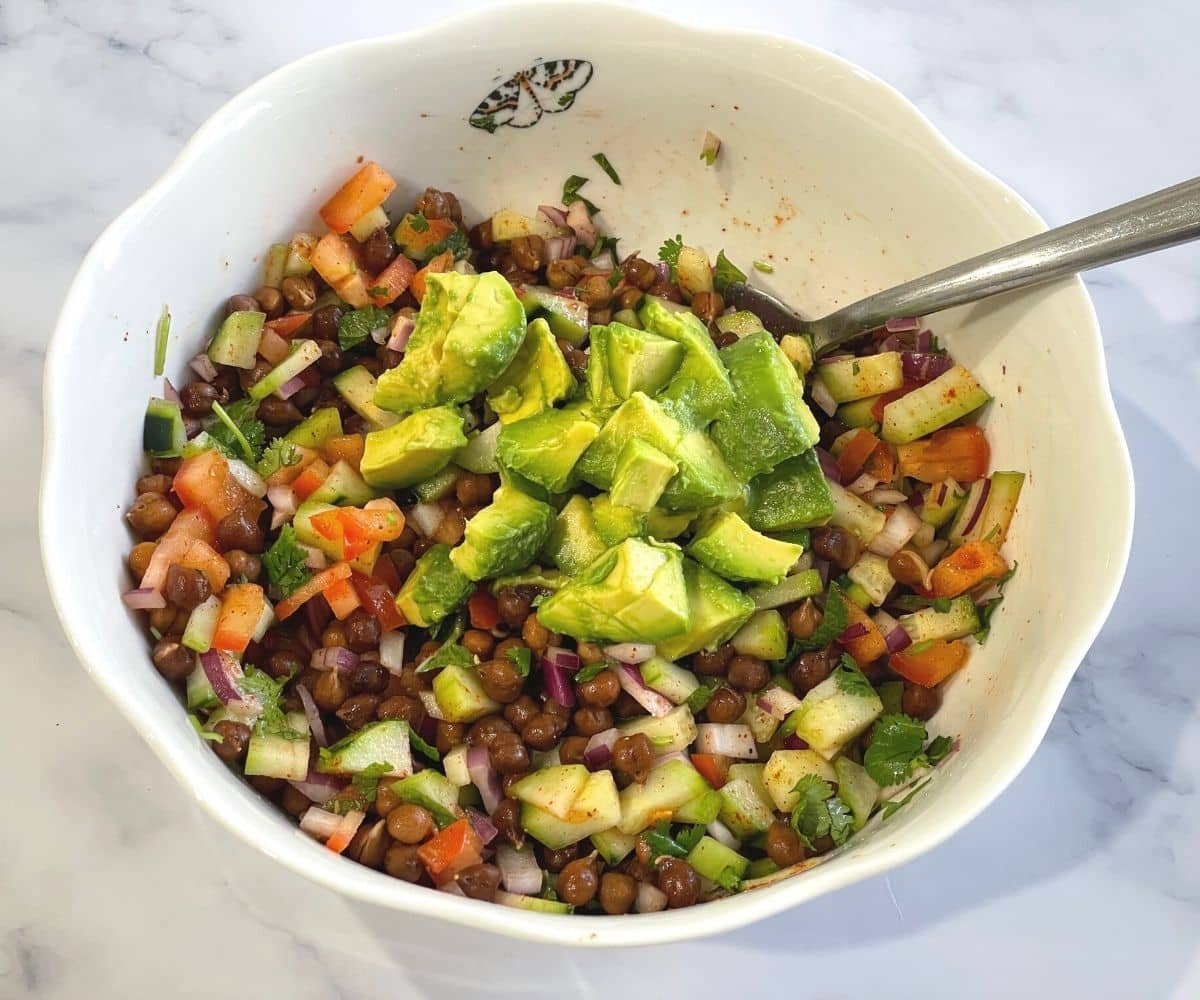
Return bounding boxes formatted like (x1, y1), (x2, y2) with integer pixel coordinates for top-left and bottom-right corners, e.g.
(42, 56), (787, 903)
(124, 159), (1021, 915)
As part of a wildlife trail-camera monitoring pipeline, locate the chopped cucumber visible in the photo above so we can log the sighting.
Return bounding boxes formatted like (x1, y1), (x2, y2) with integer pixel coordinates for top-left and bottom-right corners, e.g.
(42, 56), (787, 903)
(817, 352), (903, 402)
(441, 744), (471, 787)
(413, 464), (461, 502)
(827, 480), (887, 545)
(520, 770), (620, 848)
(207, 310), (265, 370)
(332, 365), (400, 430)
(181, 595), (222, 653)
(432, 664), (500, 723)
(639, 656), (700, 704)
(285, 407), (343, 449)
(455, 421), (502, 474)
(307, 460), (378, 507)
(348, 204), (390, 243)
(898, 595), (980, 642)
(950, 470), (1024, 545)
(837, 395), (881, 429)
(393, 769), (461, 827)
(617, 758), (711, 835)
(687, 835), (749, 884)
(263, 243), (289, 288)
(716, 776), (775, 839)
(284, 233), (317, 277)
(244, 711), (309, 781)
(143, 398), (186, 457)
(762, 749), (836, 811)
(715, 310), (765, 339)
(920, 477), (967, 527)
(591, 827), (638, 865)
(509, 764), (590, 820)
(846, 552), (896, 606)
(748, 569), (824, 610)
(248, 339), (323, 402)
(740, 699), (781, 744)
(787, 673), (884, 759)
(317, 720), (413, 777)
(618, 704), (697, 755)
(881, 364), (990, 444)
(730, 609), (788, 660)
(494, 891), (573, 914)
(185, 661), (218, 711)
(834, 756), (881, 830)
(674, 789), (722, 824)
(514, 285), (589, 345)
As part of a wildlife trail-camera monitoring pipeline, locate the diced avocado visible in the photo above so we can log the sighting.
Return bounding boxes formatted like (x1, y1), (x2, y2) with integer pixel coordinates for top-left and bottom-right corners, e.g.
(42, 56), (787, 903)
(827, 480), (887, 545)
(359, 406), (466, 489)
(510, 764), (590, 820)
(486, 317), (575, 424)
(817, 352), (904, 403)
(639, 297), (735, 426)
(454, 420), (502, 475)
(600, 321), (685, 400)
(921, 477), (968, 527)
(248, 339), (322, 402)
(747, 450), (835, 532)
(687, 511), (804, 584)
(432, 664), (501, 723)
(610, 439), (678, 513)
(748, 569), (824, 610)
(659, 430), (743, 512)
(316, 720), (413, 777)
(834, 756), (881, 830)
(520, 770), (621, 849)
(449, 485), (555, 581)
(899, 595), (980, 642)
(618, 704), (698, 755)
(536, 538), (689, 642)
(494, 891), (574, 914)
(207, 310), (265, 369)
(674, 789), (723, 824)
(285, 407), (343, 449)
(687, 836), (749, 884)
(591, 827), (639, 865)
(540, 495), (607, 575)
(332, 365), (400, 430)
(413, 464), (461, 502)
(393, 769), (461, 828)
(730, 609), (788, 660)
(950, 469), (1024, 545)
(375, 272), (526, 412)
(639, 656), (700, 703)
(617, 759), (712, 835)
(847, 552), (896, 606)
(490, 566), (564, 593)
(646, 506), (697, 540)
(590, 494), (647, 547)
(514, 284), (589, 345)
(655, 559), (755, 660)
(880, 364), (990, 444)
(762, 749), (837, 811)
(585, 325), (621, 412)
(717, 777), (775, 839)
(711, 331), (820, 480)
(394, 543), (472, 628)
(143, 398), (186, 458)
(787, 673), (884, 759)
(495, 406), (600, 494)
(837, 395), (882, 430)
(307, 459), (379, 506)
(575, 392), (684, 490)
(244, 711), (309, 781)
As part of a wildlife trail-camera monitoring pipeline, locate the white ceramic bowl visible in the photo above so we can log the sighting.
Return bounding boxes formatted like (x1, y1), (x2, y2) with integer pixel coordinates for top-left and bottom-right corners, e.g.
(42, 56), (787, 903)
(41, 1), (1133, 947)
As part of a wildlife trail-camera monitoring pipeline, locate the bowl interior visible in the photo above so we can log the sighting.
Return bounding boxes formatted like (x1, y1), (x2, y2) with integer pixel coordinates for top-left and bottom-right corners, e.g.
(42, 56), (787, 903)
(42, 1), (1131, 946)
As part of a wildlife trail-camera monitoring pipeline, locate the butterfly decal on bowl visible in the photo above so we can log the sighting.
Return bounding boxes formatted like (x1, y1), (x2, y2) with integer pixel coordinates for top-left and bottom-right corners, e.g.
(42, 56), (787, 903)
(469, 58), (593, 132)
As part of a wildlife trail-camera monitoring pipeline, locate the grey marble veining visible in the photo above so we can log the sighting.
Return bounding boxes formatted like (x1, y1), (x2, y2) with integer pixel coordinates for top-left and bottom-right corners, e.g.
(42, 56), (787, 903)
(4, 0), (1199, 996)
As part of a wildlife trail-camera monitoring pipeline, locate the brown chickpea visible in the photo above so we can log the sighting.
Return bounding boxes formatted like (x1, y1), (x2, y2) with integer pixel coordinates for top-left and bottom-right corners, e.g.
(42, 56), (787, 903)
(576, 669), (620, 708)
(150, 638), (193, 682)
(247, 775), (284, 797)
(351, 660), (389, 695)
(625, 257), (660, 290)
(692, 644), (734, 677)
(257, 396), (303, 428)
(389, 547), (416, 581)
(343, 609), (381, 653)
(493, 637), (526, 660)
(468, 218), (494, 250)
(280, 783), (313, 818)
(599, 872), (638, 914)
(225, 549), (262, 582)
(704, 686), (747, 724)
(727, 655), (769, 692)
(496, 587), (534, 628)
(377, 695), (422, 725)
(237, 360), (272, 395)
(657, 857), (700, 908)
(164, 564), (210, 611)
(148, 605), (181, 635)
(503, 695), (539, 731)
(254, 285), (284, 318)
(575, 641), (604, 666)
(461, 629), (494, 659)
(889, 549), (931, 589)
(542, 843), (579, 873)
(211, 720), (251, 763)
(509, 235), (545, 272)
(128, 541), (157, 580)
(322, 622), (349, 648)
(521, 712), (566, 752)
(788, 648), (834, 694)
(374, 782), (403, 817)
(414, 187), (462, 223)
(216, 507), (265, 553)
(349, 819), (392, 870)
(436, 721), (466, 756)
(787, 599), (822, 640)
(432, 507), (466, 546)
(616, 285), (643, 311)
(690, 290), (724, 322)
(572, 706), (613, 737)
(135, 474), (174, 496)
(384, 844), (424, 882)
(546, 258), (584, 289)
(764, 820), (806, 867)
(226, 293), (260, 315)
(492, 797), (524, 848)
(611, 733), (653, 783)
(280, 274), (317, 310)
(557, 856), (600, 906)
(902, 682), (941, 721)
(558, 735), (590, 766)
(521, 614), (551, 653)
(543, 698), (571, 723)
(588, 306), (612, 326)
(359, 227), (397, 273)
(127, 492), (177, 539)
(712, 330), (738, 348)
(312, 670), (349, 711)
(151, 456), (182, 476)
(416, 640), (442, 664)
(336, 693), (380, 731)
(455, 472), (494, 507)
(387, 803), (435, 844)
(646, 281), (684, 303)
(478, 658), (525, 703)
(488, 731), (531, 775)
(456, 863), (502, 902)
(810, 526), (862, 571)
(466, 715), (514, 749)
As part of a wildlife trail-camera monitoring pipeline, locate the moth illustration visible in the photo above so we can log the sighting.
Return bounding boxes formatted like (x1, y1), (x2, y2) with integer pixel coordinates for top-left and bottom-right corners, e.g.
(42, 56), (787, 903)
(469, 58), (593, 132)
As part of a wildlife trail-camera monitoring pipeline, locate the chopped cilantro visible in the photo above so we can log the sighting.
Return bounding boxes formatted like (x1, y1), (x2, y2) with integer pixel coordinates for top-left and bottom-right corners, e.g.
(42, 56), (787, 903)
(658, 234), (684, 281)
(675, 824), (706, 852)
(338, 305), (392, 352)
(416, 641), (474, 674)
(366, 285), (389, 298)
(426, 228), (471, 261)
(432, 610), (467, 645)
(826, 795), (854, 846)
(712, 250), (746, 293)
(852, 361), (861, 376)
(237, 666), (305, 741)
(406, 722), (441, 763)
(592, 152), (621, 185)
(923, 734), (954, 766)
(209, 399), (265, 463)
(833, 653), (874, 697)
(505, 645), (533, 678)
(470, 114), (498, 134)
(153, 304), (170, 377)
(562, 175), (598, 214)
(715, 866), (743, 892)
(893, 594), (950, 613)
(573, 660), (607, 684)
(642, 825), (689, 860)
(188, 714), (222, 742)
(788, 774), (852, 850)
(863, 713), (928, 787)
(256, 437), (300, 478)
(793, 583), (849, 652)
(408, 213), (430, 233)
(752, 260), (774, 274)
(699, 130), (721, 167)
(686, 678), (720, 713)
(974, 561), (1018, 643)
(880, 777), (931, 820)
(262, 524), (312, 598)
(351, 762), (393, 800)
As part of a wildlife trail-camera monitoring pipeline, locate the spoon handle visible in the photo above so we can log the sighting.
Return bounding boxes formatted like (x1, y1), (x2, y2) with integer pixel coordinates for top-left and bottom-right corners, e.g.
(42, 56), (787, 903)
(809, 175), (1200, 352)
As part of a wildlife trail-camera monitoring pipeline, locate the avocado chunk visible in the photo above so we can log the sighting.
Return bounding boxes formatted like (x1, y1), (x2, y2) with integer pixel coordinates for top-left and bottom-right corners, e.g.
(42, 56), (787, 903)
(646, 506), (697, 540)
(540, 495), (608, 575)
(746, 449), (835, 532)
(496, 405), (600, 494)
(585, 325), (622, 413)
(359, 405), (466, 489)
(375, 271), (525, 412)
(449, 485), (555, 581)
(589, 321), (684, 407)
(394, 543), (473, 628)
(687, 511), (805, 584)
(486, 317), (576, 425)
(711, 331), (821, 480)
(610, 439), (678, 513)
(639, 296), (734, 427)
(575, 392), (684, 490)
(659, 429), (743, 512)
(590, 493), (647, 547)
(536, 538), (690, 643)
(656, 558), (756, 660)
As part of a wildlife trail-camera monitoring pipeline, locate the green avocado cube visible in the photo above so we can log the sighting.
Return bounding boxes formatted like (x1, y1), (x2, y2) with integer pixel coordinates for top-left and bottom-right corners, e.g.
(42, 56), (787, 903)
(638, 297), (735, 428)
(359, 405), (466, 489)
(496, 406), (600, 494)
(687, 511), (805, 584)
(585, 325), (622, 412)
(540, 495), (608, 575)
(656, 558), (756, 660)
(645, 506), (697, 540)
(536, 538), (690, 643)
(659, 429), (743, 512)
(449, 485), (555, 581)
(603, 322), (685, 400)
(610, 439), (678, 513)
(746, 449), (835, 532)
(711, 331), (821, 481)
(590, 494), (647, 547)
(575, 392), (685, 490)
(375, 272), (526, 413)
(486, 317), (576, 425)
(394, 543), (473, 628)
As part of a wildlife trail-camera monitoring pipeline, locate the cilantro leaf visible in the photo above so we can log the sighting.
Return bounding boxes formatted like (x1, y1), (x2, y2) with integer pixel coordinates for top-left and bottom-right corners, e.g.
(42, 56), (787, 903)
(863, 713), (928, 787)
(826, 796), (854, 846)
(351, 762), (393, 800)
(686, 678), (720, 713)
(470, 114), (498, 133)
(262, 524), (312, 598)
(562, 175), (598, 214)
(257, 437), (300, 478)
(209, 399), (265, 463)
(416, 641), (475, 674)
(833, 653), (874, 697)
(405, 722), (441, 763)
(712, 250), (746, 293)
(642, 826), (689, 860)
(338, 305), (392, 352)
(675, 824), (706, 853)
(880, 777), (931, 820)
(426, 228), (471, 262)
(788, 774), (836, 848)
(924, 734), (954, 766)
(793, 583), (849, 652)
(237, 666), (305, 741)
(507, 646), (534, 679)
(974, 561), (1018, 643)
(573, 660), (607, 684)
(715, 866), (743, 892)
(752, 260), (774, 274)
(592, 152), (621, 185)
(408, 213), (430, 233)
(658, 234), (684, 281)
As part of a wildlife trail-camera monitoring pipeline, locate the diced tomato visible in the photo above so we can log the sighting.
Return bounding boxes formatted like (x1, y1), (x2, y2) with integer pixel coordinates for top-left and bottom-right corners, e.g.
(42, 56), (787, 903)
(417, 818), (483, 885)
(140, 536), (189, 592)
(165, 505), (216, 545)
(274, 562), (353, 620)
(211, 583), (267, 654)
(468, 588), (501, 631)
(265, 445), (320, 488)
(411, 250), (453, 303)
(264, 313), (312, 339)
(889, 639), (969, 688)
(324, 576), (361, 620)
(366, 253), (418, 306)
(863, 440), (896, 482)
(372, 552), (403, 593)
(319, 162), (397, 234)
(324, 810), (365, 855)
(178, 539), (232, 594)
(310, 233), (359, 286)
(871, 379), (921, 422)
(691, 753), (729, 789)
(291, 458), (331, 502)
(930, 540), (1009, 598)
(257, 327), (292, 365)
(897, 425), (990, 484)
(838, 600), (888, 666)
(394, 214), (457, 258)
(836, 428), (882, 482)
(173, 450), (262, 523)
(350, 572), (406, 631)
(311, 503), (405, 561)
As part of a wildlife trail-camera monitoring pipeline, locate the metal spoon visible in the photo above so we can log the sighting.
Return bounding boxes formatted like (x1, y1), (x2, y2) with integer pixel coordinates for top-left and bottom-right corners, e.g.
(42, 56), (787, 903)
(723, 176), (1200, 355)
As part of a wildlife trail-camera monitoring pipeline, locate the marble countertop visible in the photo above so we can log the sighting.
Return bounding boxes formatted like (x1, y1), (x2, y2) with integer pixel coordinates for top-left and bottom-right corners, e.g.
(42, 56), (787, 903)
(5, 0), (1199, 995)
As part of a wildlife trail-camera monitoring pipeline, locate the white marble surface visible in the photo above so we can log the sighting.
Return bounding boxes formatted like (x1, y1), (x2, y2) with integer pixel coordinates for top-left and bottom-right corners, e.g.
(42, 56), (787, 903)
(4, 0), (1199, 995)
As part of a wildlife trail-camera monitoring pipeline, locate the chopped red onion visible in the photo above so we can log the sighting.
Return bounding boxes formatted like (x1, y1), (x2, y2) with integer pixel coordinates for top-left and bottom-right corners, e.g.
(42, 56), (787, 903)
(839, 622), (869, 643)
(816, 448), (841, 484)
(409, 501), (445, 538)
(694, 723), (758, 759)
(936, 482), (949, 506)
(543, 235), (576, 263)
(296, 684), (328, 747)
(258, 328), (291, 365)
(960, 478), (992, 537)
(603, 642), (656, 665)
(566, 200), (596, 249)
(811, 377), (838, 417)
(864, 487), (909, 505)
(916, 329), (934, 353)
(466, 744), (503, 814)
(583, 728), (619, 769)
(885, 316), (921, 333)
(310, 646), (359, 673)
(288, 769), (345, 806)
(162, 377), (181, 404)
(814, 557), (831, 586)
(189, 352), (218, 382)
(872, 609), (900, 635)
(299, 806), (343, 839)
(846, 472), (879, 496)
(653, 260), (670, 283)
(635, 882), (669, 913)
(706, 819), (740, 850)
(267, 484), (297, 530)
(541, 662), (576, 708)
(868, 502), (923, 557)
(589, 249), (616, 272)
(901, 352), (955, 384)
(885, 624), (913, 654)
(616, 664), (674, 718)
(276, 374), (307, 400)
(184, 416), (203, 439)
(464, 807), (499, 846)
(200, 649), (246, 706)
(496, 843), (543, 895)
(327, 809), (364, 851)
(756, 687), (803, 721)
(909, 489), (925, 510)
(122, 587), (166, 610)
(379, 631), (406, 675)
(537, 204), (568, 228)
(782, 734), (809, 750)
(877, 335), (905, 354)
(387, 314), (416, 353)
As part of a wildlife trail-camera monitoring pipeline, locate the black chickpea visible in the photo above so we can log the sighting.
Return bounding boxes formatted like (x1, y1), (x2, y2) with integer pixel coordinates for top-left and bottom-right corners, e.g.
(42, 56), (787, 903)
(572, 706), (613, 736)
(461, 629), (495, 659)
(488, 731), (531, 775)
(690, 290), (724, 322)
(902, 682), (941, 720)
(522, 712), (566, 751)
(226, 293), (260, 315)
(254, 285), (284, 318)
(558, 735), (590, 766)
(787, 599), (822, 640)
(542, 843), (579, 873)
(127, 492), (177, 539)
(599, 872), (638, 914)
(211, 720), (251, 763)
(384, 844), (424, 882)
(336, 693), (380, 731)
(478, 658), (525, 703)
(788, 649), (834, 693)
(810, 526), (862, 571)
(557, 857), (600, 906)
(692, 644), (734, 677)
(657, 857), (700, 908)
(509, 235), (545, 272)
(151, 639), (193, 682)
(280, 274), (317, 310)
(611, 733), (653, 783)
(577, 669), (621, 708)
(164, 564), (210, 611)
(225, 549), (261, 582)
(359, 227), (397, 273)
(179, 381), (222, 417)
(387, 803), (434, 844)
(311, 670), (349, 712)
(457, 863), (502, 902)
(216, 508), (265, 552)
(727, 655), (769, 692)
(704, 686), (746, 724)
(765, 820), (806, 867)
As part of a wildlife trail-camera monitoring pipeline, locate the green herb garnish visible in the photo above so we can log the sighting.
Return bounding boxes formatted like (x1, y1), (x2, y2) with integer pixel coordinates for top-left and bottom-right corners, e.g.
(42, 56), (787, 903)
(686, 678), (720, 713)
(209, 399), (264, 464)
(406, 722), (441, 763)
(507, 646), (534, 679)
(752, 260), (774, 274)
(592, 152), (621, 185)
(256, 437), (300, 478)
(573, 660), (607, 684)
(262, 524), (312, 598)
(351, 762), (393, 800)
(338, 305), (392, 352)
(712, 250), (746, 293)
(426, 228), (471, 261)
(788, 775), (853, 849)
(562, 175), (598, 214)
(833, 653), (874, 697)
(862, 713), (928, 787)
(408, 213), (430, 233)
(237, 666), (305, 742)
(470, 114), (498, 134)
(188, 714), (222, 742)
(658, 234), (684, 281)
(715, 866), (743, 891)
(974, 561), (1018, 643)
(879, 777), (931, 820)
(793, 583), (849, 652)
(416, 641), (474, 674)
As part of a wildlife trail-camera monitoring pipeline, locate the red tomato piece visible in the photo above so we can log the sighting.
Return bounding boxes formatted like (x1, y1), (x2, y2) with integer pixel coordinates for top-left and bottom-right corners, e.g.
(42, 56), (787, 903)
(889, 639), (969, 688)
(211, 583), (267, 654)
